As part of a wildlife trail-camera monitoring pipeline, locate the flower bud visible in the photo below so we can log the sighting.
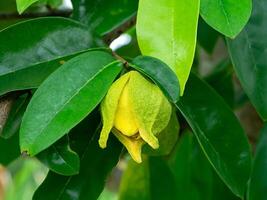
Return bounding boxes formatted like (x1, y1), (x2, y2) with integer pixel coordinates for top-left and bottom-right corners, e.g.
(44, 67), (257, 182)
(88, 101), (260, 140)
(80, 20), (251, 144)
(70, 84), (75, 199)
(99, 71), (172, 163)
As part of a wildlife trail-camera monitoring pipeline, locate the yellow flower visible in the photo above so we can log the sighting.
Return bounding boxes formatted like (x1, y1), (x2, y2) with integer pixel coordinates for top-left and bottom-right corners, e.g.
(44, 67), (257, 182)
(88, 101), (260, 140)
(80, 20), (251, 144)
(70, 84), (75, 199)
(99, 71), (172, 163)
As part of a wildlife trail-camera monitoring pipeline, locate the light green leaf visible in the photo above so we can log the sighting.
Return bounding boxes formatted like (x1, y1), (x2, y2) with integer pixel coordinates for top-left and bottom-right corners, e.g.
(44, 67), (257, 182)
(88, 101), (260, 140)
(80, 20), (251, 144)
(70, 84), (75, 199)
(200, 0), (252, 38)
(136, 0), (200, 94)
(20, 51), (122, 156)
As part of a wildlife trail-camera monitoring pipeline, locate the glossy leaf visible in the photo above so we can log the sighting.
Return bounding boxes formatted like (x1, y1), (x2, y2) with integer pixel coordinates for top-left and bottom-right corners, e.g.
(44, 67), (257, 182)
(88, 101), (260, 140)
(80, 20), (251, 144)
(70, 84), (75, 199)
(71, 0), (138, 35)
(0, 48), (105, 96)
(169, 131), (240, 200)
(248, 124), (267, 200)
(227, 0), (267, 121)
(0, 17), (99, 96)
(16, 0), (38, 14)
(119, 157), (177, 200)
(0, 94), (29, 139)
(200, 0), (252, 38)
(136, 0), (199, 94)
(20, 51), (123, 156)
(33, 135), (122, 200)
(37, 135), (80, 176)
(176, 73), (251, 198)
(131, 56), (180, 102)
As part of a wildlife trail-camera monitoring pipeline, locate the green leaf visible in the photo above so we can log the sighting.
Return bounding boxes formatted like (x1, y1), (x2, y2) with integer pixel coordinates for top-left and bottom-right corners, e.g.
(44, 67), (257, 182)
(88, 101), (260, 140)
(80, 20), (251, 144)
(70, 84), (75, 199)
(0, 94), (29, 139)
(20, 51), (123, 156)
(33, 135), (122, 200)
(227, 0), (267, 121)
(71, 0), (138, 36)
(248, 124), (267, 200)
(130, 56), (180, 103)
(200, 0), (252, 38)
(169, 131), (240, 200)
(119, 157), (177, 200)
(176, 73), (252, 198)
(16, 0), (39, 14)
(136, 0), (199, 94)
(197, 17), (220, 54)
(0, 132), (20, 166)
(205, 59), (234, 108)
(168, 131), (213, 200)
(0, 17), (100, 96)
(37, 135), (80, 176)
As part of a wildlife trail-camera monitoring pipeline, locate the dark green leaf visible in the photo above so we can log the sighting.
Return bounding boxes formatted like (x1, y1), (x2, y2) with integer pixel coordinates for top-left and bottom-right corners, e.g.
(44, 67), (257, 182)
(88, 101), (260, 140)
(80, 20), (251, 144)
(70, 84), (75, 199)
(131, 56), (180, 102)
(71, 0), (138, 35)
(20, 51), (123, 156)
(197, 17), (220, 54)
(0, 94), (30, 139)
(200, 0), (252, 38)
(205, 59), (234, 108)
(119, 157), (177, 200)
(227, 0), (267, 121)
(0, 132), (20, 165)
(248, 124), (267, 200)
(37, 135), (80, 176)
(33, 135), (122, 200)
(176, 73), (251, 198)
(169, 131), (213, 200)
(169, 131), (240, 200)
(0, 48), (106, 96)
(0, 17), (100, 96)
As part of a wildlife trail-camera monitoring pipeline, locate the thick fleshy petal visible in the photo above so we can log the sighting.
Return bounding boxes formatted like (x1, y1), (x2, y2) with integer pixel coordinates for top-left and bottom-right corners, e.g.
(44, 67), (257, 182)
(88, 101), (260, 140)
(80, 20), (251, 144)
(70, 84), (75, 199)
(128, 71), (172, 149)
(112, 128), (144, 163)
(99, 73), (130, 148)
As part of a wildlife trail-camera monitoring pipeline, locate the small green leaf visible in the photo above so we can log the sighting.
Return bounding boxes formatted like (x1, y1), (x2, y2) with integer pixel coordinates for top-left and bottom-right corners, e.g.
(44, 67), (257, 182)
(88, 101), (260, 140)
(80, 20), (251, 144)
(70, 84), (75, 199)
(20, 51), (123, 156)
(136, 0), (200, 94)
(130, 56), (180, 102)
(71, 0), (138, 36)
(200, 0), (252, 38)
(227, 0), (267, 121)
(37, 135), (80, 176)
(119, 157), (177, 200)
(16, 0), (39, 14)
(248, 124), (267, 200)
(0, 17), (100, 96)
(176, 73), (252, 198)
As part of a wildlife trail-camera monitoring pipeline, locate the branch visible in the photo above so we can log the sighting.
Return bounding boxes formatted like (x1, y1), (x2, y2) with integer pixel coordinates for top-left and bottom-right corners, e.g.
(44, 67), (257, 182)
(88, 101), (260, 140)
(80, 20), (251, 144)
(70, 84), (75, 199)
(0, 9), (72, 19)
(103, 15), (136, 45)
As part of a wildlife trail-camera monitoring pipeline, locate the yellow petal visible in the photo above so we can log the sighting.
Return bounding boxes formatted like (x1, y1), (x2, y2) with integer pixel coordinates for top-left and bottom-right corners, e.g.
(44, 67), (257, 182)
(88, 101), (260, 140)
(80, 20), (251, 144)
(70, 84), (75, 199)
(114, 82), (139, 136)
(99, 73), (130, 148)
(112, 128), (144, 163)
(127, 71), (171, 149)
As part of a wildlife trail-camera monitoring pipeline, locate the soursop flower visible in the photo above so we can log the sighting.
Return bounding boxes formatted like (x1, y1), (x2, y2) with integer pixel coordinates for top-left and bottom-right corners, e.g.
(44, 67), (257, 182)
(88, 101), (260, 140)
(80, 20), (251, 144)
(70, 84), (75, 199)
(99, 71), (172, 163)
